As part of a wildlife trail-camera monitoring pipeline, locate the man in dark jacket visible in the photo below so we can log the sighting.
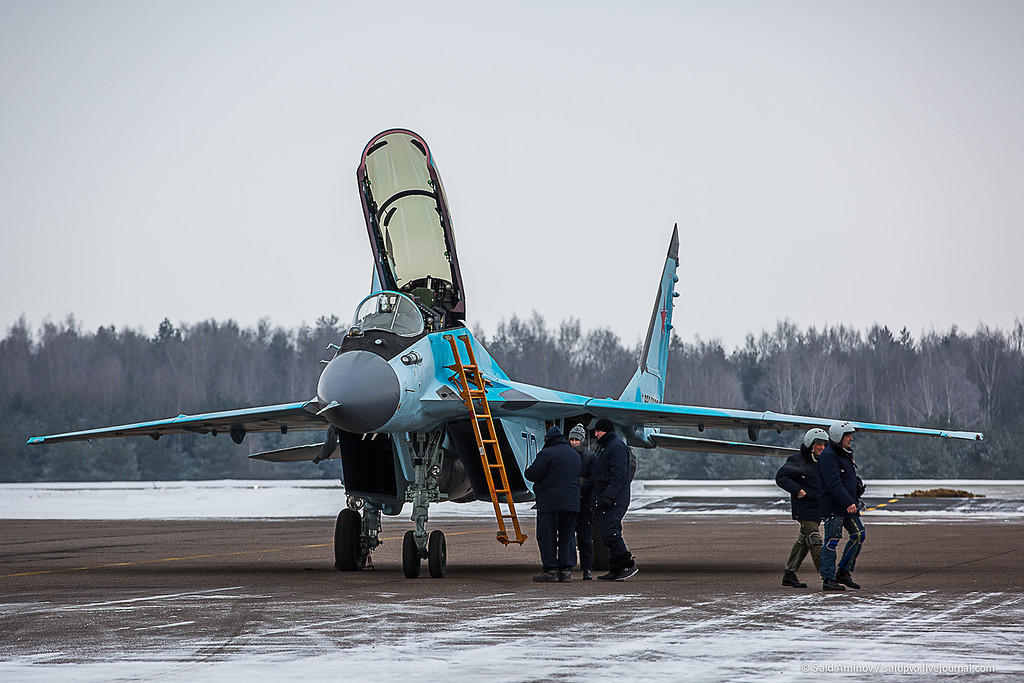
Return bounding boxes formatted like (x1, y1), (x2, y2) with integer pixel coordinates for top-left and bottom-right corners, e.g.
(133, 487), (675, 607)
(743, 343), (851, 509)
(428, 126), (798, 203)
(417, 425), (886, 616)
(817, 421), (866, 591)
(775, 428), (828, 588)
(591, 417), (638, 581)
(524, 426), (581, 582)
(568, 423), (597, 580)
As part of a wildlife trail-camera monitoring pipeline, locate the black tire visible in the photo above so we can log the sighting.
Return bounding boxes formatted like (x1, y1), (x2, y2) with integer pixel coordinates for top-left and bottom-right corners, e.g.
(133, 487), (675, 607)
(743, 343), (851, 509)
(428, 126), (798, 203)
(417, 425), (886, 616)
(428, 529), (447, 578)
(402, 530), (421, 579)
(334, 509), (363, 571)
(592, 509), (610, 571)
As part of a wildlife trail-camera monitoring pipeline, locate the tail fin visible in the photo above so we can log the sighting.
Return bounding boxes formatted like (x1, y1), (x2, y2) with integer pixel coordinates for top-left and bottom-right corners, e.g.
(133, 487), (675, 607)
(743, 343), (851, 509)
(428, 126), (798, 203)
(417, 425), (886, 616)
(619, 224), (680, 404)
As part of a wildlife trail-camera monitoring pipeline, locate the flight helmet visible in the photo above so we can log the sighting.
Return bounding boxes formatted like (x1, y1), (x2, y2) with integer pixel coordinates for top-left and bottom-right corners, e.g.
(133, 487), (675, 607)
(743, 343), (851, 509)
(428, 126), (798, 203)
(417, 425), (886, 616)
(828, 421), (855, 443)
(803, 428), (829, 449)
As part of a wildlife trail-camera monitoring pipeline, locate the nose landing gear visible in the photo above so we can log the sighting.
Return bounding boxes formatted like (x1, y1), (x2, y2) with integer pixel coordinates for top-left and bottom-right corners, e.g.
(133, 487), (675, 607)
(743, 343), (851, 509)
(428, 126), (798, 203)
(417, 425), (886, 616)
(401, 429), (448, 578)
(401, 528), (446, 578)
(428, 529), (447, 578)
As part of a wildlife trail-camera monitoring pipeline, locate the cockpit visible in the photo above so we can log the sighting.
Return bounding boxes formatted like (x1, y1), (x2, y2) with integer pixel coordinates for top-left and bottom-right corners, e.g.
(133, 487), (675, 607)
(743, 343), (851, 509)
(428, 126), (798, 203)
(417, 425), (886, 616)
(350, 291), (425, 337)
(357, 129), (466, 328)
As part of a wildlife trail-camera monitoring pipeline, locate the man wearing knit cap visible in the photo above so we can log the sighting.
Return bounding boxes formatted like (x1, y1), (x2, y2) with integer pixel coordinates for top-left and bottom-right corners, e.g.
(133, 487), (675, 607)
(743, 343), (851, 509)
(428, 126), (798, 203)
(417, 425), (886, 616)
(525, 426), (582, 582)
(591, 417), (638, 580)
(567, 423), (597, 580)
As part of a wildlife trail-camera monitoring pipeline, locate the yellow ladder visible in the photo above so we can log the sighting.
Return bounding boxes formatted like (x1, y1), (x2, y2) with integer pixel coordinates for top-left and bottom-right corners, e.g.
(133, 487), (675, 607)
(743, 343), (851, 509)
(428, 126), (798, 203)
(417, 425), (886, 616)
(444, 333), (527, 546)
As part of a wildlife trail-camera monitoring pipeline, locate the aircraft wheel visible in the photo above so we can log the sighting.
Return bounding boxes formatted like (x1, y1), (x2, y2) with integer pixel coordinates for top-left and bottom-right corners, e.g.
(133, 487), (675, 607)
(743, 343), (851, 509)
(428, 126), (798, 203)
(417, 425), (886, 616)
(428, 529), (447, 578)
(402, 530), (421, 579)
(334, 508), (364, 571)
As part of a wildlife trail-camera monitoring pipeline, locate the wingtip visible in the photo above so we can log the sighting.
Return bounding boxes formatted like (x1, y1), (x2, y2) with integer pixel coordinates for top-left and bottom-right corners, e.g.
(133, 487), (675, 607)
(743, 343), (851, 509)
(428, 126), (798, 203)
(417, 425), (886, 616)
(26, 436), (43, 445)
(668, 223), (680, 260)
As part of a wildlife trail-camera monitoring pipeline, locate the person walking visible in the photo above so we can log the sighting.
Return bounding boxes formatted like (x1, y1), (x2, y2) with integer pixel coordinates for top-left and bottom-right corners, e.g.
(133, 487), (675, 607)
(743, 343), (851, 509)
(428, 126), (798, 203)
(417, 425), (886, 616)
(524, 426), (582, 582)
(567, 423), (597, 580)
(591, 417), (637, 581)
(775, 428), (828, 588)
(818, 421), (866, 591)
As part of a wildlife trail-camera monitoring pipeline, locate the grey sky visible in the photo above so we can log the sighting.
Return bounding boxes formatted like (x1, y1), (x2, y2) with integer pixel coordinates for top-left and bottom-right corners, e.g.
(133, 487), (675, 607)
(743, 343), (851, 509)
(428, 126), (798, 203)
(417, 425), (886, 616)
(2, 1), (1021, 351)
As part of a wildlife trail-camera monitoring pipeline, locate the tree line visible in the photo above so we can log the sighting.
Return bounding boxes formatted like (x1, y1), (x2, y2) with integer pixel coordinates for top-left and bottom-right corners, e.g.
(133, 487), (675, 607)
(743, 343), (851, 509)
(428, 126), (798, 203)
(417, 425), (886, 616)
(1, 313), (1020, 482)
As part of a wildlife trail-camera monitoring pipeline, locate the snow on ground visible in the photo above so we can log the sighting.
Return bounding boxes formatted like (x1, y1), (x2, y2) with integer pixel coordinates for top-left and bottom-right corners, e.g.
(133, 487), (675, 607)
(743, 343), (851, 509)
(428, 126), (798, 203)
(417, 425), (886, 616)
(1, 480), (1022, 520)
(3, 480), (1022, 680)
(0, 588), (1020, 681)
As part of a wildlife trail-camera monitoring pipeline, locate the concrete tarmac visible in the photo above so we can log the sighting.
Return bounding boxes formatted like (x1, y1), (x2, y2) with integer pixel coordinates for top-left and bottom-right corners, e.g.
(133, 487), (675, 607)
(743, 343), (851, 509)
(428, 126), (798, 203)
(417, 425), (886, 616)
(2, 515), (1021, 592)
(2, 515), (1023, 680)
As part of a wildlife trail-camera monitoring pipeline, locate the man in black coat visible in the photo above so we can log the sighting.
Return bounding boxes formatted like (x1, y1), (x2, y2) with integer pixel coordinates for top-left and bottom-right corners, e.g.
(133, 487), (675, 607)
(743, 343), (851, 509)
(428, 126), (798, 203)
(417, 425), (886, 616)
(568, 423), (597, 580)
(524, 426), (581, 582)
(591, 417), (638, 581)
(775, 428), (828, 588)
(817, 421), (866, 591)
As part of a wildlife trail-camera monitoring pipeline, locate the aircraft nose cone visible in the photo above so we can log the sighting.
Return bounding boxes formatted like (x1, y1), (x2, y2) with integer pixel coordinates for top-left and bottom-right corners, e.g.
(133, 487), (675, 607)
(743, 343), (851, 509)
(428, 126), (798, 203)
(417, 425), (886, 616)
(317, 350), (400, 433)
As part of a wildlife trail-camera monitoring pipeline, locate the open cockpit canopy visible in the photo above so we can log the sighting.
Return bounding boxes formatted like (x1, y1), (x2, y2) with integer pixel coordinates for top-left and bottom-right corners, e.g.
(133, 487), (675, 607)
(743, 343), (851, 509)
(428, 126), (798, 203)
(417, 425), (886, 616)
(357, 129), (465, 327)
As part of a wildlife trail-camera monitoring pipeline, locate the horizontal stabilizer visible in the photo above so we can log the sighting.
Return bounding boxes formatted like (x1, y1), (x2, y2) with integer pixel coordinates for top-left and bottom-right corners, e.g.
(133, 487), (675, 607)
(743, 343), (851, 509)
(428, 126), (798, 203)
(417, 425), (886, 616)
(248, 442), (340, 462)
(650, 433), (797, 458)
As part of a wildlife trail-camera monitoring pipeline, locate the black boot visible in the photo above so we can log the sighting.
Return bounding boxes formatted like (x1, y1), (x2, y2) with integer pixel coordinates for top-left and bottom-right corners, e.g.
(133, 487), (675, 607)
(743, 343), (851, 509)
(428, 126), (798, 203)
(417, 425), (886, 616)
(613, 564), (639, 581)
(782, 571), (807, 588)
(533, 570), (558, 582)
(822, 578), (846, 591)
(837, 570), (860, 589)
(598, 553), (626, 580)
(582, 569), (593, 580)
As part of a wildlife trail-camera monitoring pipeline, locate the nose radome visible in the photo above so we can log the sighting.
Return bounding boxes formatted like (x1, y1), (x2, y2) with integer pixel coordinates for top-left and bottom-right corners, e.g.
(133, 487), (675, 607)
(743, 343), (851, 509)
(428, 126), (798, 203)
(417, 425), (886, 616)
(317, 350), (400, 433)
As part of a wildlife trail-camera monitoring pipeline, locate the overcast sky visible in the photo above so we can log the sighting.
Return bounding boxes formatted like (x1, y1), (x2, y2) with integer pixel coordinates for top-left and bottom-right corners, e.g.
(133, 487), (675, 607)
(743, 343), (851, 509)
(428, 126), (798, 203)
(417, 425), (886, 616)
(2, 1), (1021, 351)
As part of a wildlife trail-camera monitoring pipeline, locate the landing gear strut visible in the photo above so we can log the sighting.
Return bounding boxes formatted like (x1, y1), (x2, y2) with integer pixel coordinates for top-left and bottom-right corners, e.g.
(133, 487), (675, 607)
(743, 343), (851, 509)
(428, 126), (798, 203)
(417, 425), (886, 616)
(335, 496), (381, 571)
(401, 429), (447, 578)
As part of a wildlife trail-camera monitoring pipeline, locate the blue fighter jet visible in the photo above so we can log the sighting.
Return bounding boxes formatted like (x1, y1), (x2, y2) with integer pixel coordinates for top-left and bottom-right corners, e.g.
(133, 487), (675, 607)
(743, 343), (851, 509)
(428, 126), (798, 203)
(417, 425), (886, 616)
(28, 129), (984, 578)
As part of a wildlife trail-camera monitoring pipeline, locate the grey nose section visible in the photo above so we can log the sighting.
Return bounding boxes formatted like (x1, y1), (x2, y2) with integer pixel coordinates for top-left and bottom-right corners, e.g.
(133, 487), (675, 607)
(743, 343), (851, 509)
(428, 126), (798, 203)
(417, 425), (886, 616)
(317, 350), (400, 433)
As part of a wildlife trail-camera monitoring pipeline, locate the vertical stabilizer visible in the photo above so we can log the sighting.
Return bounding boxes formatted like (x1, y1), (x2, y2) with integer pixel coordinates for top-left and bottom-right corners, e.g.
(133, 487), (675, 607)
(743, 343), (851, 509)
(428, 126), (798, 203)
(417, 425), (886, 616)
(619, 225), (680, 404)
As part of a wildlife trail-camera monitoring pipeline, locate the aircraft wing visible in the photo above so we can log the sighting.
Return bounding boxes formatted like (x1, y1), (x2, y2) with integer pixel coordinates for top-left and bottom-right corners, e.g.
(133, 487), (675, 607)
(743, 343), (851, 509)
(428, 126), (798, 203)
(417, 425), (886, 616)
(585, 398), (984, 442)
(650, 433), (797, 457)
(27, 399), (328, 445)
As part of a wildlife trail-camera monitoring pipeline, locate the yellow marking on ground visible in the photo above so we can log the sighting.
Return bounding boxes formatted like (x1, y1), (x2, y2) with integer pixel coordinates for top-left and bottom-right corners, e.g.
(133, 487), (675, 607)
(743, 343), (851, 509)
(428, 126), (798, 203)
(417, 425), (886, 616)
(864, 497), (902, 513)
(1, 529), (493, 579)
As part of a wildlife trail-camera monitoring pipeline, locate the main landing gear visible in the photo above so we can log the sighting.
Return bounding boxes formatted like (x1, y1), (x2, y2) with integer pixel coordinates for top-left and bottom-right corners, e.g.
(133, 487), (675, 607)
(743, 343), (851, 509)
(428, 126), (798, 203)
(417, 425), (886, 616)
(402, 429), (448, 578)
(334, 496), (381, 571)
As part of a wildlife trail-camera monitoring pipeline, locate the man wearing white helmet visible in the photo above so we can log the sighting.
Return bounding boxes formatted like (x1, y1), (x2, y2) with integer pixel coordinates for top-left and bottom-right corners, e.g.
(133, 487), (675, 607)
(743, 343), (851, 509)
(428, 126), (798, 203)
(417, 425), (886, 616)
(775, 428), (828, 588)
(817, 421), (866, 591)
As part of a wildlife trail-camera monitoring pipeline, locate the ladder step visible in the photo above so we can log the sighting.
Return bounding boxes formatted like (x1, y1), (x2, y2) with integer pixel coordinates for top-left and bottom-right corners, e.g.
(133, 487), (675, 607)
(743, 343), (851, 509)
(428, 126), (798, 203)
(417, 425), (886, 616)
(449, 342), (527, 551)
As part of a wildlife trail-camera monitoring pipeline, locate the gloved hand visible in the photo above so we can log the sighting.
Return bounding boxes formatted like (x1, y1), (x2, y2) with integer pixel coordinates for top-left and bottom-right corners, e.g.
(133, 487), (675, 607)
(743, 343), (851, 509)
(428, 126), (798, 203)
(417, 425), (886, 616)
(597, 496), (615, 510)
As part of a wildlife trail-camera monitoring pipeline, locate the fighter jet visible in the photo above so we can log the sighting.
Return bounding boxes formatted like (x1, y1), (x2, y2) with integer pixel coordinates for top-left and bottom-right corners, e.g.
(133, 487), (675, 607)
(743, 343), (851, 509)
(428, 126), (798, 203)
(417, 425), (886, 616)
(28, 129), (984, 578)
